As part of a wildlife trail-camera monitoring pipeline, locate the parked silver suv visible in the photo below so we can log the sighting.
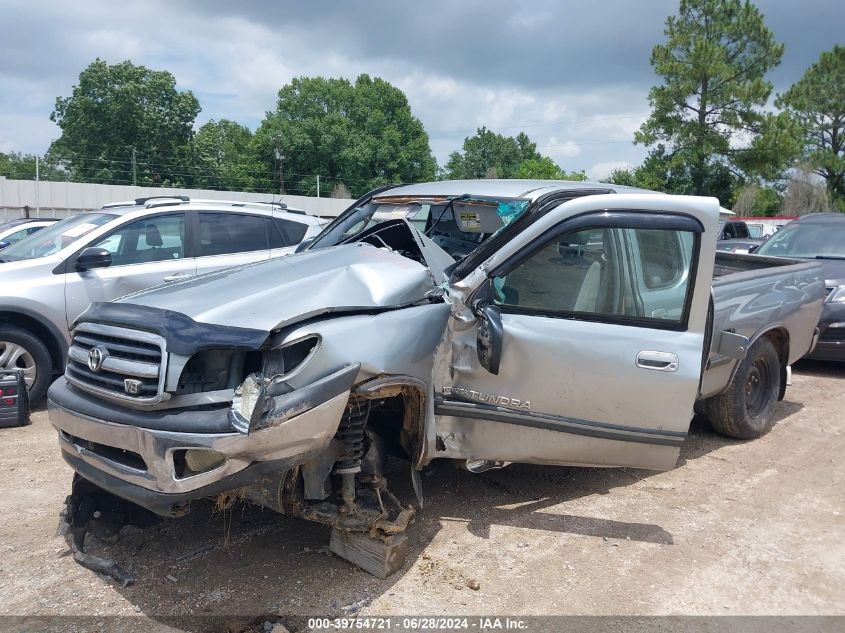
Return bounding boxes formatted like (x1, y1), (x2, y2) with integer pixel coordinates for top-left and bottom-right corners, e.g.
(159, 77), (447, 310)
(0, 196), (324, 402)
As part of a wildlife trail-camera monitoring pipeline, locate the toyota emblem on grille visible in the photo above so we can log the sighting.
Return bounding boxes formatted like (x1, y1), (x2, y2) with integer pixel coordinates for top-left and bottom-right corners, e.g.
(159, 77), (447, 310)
(87, 346), (109, 372)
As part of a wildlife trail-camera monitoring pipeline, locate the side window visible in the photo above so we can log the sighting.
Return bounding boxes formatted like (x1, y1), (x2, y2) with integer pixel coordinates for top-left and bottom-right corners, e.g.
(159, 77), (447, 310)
(91, 214), (185, 266)
(494, 228), (621, 316)
(199, 213), (268, 257)
(493, 226), (695, 326)
(634, 229), (684, 289)
(272, 218), (308, 247)
(735, 223), (749, 238)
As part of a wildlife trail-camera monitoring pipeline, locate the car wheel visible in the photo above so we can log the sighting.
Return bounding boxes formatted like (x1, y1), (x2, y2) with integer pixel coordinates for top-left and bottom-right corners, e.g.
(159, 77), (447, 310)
(0, 325), (52, 404)
(704, 336), (781, 440)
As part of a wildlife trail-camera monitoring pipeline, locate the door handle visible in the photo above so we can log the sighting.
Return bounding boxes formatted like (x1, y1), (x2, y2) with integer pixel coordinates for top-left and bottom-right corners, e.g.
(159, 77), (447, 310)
(163, 272), (192, 282)
(636, 351), (679, 372)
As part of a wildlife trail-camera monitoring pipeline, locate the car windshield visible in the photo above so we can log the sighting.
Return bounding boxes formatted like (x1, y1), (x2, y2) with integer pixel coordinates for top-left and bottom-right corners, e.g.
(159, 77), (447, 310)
(755, 222), (845, 259)
(0, 213), (116, 261)
(309, 194), (530, 261)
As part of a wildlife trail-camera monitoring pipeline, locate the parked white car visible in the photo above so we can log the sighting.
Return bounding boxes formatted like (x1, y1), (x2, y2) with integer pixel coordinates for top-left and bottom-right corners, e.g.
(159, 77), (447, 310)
(0, 196), (324, 401)
(0, 218), (60, 248)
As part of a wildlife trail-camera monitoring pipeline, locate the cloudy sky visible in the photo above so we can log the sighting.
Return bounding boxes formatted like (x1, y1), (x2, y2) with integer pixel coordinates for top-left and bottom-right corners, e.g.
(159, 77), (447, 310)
(0, 0), (842, 179)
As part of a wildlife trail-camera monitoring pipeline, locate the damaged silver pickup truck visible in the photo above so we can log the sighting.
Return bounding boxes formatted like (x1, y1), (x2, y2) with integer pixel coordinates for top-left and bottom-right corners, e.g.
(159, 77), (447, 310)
(48, 180), (824, 576)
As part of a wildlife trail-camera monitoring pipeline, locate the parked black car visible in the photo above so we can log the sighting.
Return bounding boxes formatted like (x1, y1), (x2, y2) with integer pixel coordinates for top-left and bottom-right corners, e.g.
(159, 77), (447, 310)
(755, 213), (845, 361)
(717, 220), (751, 240)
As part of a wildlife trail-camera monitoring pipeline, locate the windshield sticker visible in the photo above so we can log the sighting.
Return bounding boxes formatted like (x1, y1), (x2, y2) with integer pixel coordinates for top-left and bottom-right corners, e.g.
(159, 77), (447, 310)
(459, 211), (482, 230)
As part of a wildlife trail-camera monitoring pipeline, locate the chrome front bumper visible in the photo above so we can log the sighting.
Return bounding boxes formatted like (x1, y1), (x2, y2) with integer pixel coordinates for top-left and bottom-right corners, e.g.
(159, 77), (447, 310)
(48, 364), (359, 504)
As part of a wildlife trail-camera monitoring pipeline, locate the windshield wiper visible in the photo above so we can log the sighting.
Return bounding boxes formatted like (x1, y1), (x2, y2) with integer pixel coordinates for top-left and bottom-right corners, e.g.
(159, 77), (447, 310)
(815, 255), (845, 260)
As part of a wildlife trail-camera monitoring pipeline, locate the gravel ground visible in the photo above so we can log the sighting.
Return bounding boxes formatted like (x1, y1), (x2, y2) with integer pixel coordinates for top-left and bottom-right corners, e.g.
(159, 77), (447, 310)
(0, 361), (843, 631)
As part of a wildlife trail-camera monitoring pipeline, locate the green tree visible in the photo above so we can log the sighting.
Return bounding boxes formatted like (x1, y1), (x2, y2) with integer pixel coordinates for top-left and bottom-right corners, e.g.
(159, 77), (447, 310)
(603, 166), (640, 188)
(636, 0), (785, 196)
(252, 75), (436, 197)
(731, 183), (783, 216)
(514, 157), (587, 181)
(50, 58), (200, 185)
(603, 145), (735, 201)
(0, 152), (38, 179)
(776, 45), (845, 208)
(192, 119), (263, 191)
(0, 151), (69, 181)
(445, 127), (542, 179)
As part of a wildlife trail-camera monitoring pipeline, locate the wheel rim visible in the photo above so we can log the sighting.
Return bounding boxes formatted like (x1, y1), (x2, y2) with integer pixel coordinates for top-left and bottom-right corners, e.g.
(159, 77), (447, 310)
(0, 341), (36, 389)
(744, 358), (771, 418)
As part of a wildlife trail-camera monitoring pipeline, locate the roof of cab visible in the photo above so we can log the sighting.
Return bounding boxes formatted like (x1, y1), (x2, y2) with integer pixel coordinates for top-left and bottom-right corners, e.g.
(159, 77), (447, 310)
(372, 179), (655, 201)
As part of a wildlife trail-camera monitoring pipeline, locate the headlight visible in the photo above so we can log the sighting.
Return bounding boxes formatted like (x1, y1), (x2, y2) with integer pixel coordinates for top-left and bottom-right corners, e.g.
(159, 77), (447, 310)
(828, 286), (845, 303)
(229, 335), (321, 435)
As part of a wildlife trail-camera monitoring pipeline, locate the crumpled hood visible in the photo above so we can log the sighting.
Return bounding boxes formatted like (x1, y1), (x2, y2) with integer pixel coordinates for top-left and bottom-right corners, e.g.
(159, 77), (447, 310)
(116, 243), (438, 332)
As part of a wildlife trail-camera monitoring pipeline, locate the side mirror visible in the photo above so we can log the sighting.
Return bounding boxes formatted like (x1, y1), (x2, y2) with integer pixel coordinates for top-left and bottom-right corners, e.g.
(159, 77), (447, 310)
(0, 240), (10, 250)
(475, 302), (503, 375)
(76, 247), (112, 271)
(295, 237), (316, 253)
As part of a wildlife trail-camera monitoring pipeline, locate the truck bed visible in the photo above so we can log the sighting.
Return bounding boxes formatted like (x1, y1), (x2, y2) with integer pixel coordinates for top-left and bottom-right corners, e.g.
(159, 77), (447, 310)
(713, 251), (808, 279)
(699, 252), (824, 400)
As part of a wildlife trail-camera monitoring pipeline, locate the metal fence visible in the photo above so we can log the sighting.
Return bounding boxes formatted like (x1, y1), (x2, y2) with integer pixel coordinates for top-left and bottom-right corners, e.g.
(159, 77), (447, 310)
(0, 177), (353, 221)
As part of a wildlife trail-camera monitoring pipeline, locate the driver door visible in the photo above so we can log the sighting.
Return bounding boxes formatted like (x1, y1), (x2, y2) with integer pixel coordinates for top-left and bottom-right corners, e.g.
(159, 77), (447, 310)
(432, 193), (718, 471)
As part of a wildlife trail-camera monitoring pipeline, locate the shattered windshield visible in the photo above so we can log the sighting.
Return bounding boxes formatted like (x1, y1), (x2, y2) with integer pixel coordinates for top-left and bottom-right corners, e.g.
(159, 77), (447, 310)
(309, 194), (531, 261)
(0, 213), (116, 261)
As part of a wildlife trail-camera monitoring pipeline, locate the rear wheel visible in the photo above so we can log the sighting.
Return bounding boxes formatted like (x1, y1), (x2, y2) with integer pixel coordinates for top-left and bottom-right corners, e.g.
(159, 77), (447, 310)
(0, 326), (52, 404)
(704, 336), (781, 440)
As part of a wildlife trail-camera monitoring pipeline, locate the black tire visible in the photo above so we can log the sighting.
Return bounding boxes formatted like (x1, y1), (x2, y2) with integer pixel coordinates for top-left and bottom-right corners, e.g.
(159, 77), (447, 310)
(0, 325), (52, 405)
(704, 336), (781, 439)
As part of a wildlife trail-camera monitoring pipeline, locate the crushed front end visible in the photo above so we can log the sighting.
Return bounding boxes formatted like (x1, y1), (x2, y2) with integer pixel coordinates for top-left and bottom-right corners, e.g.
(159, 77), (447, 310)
(48, 303), (429, 569)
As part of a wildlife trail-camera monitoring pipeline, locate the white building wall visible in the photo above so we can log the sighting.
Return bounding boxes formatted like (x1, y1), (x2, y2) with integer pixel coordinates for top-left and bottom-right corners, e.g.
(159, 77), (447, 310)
(0, 177), (353, 221)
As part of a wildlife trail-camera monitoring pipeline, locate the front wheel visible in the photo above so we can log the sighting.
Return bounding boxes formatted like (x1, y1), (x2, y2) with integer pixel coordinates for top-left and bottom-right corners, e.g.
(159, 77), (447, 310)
(704, 336), (781, 440)
(0, 326), (52, 404)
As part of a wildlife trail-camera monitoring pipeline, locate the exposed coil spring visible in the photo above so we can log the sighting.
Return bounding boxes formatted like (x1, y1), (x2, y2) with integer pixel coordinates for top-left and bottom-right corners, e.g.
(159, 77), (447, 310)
(334, 396), (370, 474)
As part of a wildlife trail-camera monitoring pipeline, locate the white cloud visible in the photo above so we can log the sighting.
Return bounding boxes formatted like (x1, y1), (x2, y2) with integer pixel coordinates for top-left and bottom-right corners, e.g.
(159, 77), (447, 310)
(588, 160), (634, 180)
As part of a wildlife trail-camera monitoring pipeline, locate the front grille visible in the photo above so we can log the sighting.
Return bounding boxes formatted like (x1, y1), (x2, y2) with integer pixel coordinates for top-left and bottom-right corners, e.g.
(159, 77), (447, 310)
(825, 287), (835, 299)
(66, 323), (166, 404)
